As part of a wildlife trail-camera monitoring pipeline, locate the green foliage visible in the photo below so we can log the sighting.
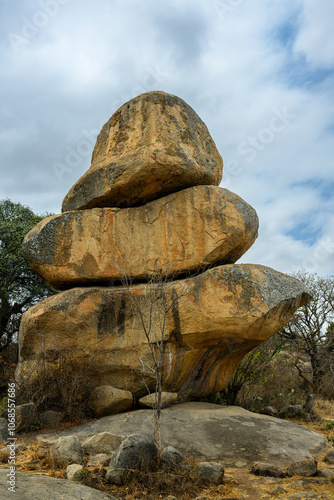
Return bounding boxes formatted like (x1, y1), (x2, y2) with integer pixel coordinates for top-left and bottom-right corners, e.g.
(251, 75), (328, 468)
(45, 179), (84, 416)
(31, 419), (44, 430)
(0, 199), (55, 353)
(0, 396), (7, 410)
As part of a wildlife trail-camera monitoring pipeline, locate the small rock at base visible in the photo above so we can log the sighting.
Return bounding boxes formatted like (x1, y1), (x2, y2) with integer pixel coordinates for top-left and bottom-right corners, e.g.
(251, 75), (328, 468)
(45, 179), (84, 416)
(50, 436), (83, 464)
(66, 464), (84, 481)
(260, 406), (278, 416)
(139, 392), (178, 409)
(269, 485), (287, 496)
(317, 468), (334, 478)
(82, 432), (123, 455)
(105, 467), (127, 485)
(193, 461), (224, 485)
(286, 459), (317, 477)
(87, 453), (111, 467)
(251, 462), (284, 478)
(161, 445), (184, 464)
(324, 448), (334, 464)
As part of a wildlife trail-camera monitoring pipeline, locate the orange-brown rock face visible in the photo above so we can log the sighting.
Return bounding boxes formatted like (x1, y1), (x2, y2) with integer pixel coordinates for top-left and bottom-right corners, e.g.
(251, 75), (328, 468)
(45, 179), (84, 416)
(61, 91), (223, 212)
(23, 186), (258, 289)
(16, 264), (310, 399)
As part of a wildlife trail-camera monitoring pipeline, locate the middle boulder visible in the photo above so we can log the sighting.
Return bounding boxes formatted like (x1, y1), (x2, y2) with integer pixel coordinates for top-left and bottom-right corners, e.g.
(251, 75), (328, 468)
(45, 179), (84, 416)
(22, 185), (258, 290)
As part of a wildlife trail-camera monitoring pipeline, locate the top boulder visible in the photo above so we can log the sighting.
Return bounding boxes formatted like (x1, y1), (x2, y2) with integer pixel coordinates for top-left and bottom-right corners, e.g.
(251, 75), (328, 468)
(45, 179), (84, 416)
(61, 91), (223, 212)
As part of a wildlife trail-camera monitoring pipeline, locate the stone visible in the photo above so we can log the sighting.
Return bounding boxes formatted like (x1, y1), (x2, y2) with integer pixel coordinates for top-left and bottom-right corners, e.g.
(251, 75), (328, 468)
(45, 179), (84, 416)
(193, 461), (224, 485)
(269, 486), (287, 496)
(38, 402), (330, 468)
(87, 453), (111, 467)
(0, 418), (8, 443)
(50, 436), (83, 464)
(251, 462), (285, 478)
(139, 392), (178, 409)
(288, 494), (321, 499)
(82, 432), (123, 454)
(286, 459), (318, 477)
(279, 404), (303, 418)
(88, 386), (133, 417)
(259, 406), (278, 417)
(161, 446), (184, 464)
(66, 463), (84, 480)
(317, 468), (334, 478)
(16, 264), (310, 400)
(105, 466), (127, 485)
(109, 434), (158, 472)
(24, 186), (258, 290)
(324, 449), (334, 464)
(0, 469), (118, 499)
(39, 410), (64, 427)
(61, 91), (223, 212)
(14, 403), (37, 432)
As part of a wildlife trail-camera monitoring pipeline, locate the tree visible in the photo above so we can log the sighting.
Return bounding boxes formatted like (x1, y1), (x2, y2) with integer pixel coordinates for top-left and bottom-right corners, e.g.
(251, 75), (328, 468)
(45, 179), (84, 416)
(0, 199), (55, 354)
(280, 271), (334, 395)
(122, 269), (191, 460)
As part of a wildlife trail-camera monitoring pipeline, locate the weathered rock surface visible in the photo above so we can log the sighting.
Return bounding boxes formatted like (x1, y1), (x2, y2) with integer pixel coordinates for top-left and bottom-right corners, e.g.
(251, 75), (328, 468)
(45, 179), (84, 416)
(0, 418), (8, 443)
(286, 459), (318, 477)
(24, 186), (258, 289)
(161, 446), (185, 465)
(39, 410), (64, 427)
(82, 432), (123, 455)
(0, 469), (118, 499)
(66, 463), (84, 480)
(38, 402), (330, 468)
(193, 461), (225, 485)
(16, 264), (310, 399)
(139, 392), (178, 409)
(89, 386), (133, 417)
(62, 91), (223, 212)
(50, 435), (83, 464)
(108, 434), (158, 473)
(87, 453), (111, 466)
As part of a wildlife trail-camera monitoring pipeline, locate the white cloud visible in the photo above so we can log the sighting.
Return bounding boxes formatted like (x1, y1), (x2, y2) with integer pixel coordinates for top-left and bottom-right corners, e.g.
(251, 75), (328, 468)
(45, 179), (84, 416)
(0, 0), (333, 276)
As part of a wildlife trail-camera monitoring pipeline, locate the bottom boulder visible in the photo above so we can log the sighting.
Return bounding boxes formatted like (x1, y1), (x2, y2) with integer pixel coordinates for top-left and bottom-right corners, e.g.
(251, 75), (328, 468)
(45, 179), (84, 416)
(38, 402), (329, 468)
(16, 264), (310, 402)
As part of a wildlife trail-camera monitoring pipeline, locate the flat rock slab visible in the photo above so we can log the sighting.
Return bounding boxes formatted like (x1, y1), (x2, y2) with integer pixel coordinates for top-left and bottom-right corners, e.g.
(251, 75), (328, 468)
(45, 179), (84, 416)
(23, 186), (258, 289)
(16, 264), (309, 399)
(0, 469), (117, 499)
(39, 402), (329, 468)
(62, 91), (223, 211)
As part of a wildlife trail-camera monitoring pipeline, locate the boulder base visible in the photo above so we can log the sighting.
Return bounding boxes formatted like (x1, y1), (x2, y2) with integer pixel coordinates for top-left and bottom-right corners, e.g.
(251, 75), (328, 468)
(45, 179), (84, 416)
(62, 91), (223, 212)
(39, 402), (330, 468)
(16, 264), (310, 399)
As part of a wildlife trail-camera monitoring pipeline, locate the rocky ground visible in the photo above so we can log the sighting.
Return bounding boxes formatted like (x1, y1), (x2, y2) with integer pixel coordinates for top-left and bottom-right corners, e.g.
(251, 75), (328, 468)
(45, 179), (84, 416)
(0, 402), (333, 499)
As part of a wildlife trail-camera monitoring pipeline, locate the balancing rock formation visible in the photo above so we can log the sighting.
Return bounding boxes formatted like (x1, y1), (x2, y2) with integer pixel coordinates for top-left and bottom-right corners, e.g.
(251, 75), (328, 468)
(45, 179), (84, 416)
(17, 91), (310, 413)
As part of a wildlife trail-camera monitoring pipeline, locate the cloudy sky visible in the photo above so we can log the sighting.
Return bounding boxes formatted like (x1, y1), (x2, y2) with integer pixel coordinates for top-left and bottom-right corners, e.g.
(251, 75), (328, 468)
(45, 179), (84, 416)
(1, 0), (333, 276)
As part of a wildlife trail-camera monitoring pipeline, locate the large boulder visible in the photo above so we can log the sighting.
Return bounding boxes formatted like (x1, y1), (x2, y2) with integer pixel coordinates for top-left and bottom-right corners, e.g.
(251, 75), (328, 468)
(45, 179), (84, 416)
(23, 186), (258, 289)
(39, 402), (330, 468)
(16, 264), (310, 400)
(61, 91), (223, 212)
(0, 469), (118, 499)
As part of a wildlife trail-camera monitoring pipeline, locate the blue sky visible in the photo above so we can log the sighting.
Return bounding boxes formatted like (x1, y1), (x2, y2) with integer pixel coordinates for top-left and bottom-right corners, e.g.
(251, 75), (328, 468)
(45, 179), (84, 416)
(0, 0), (333, 276)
